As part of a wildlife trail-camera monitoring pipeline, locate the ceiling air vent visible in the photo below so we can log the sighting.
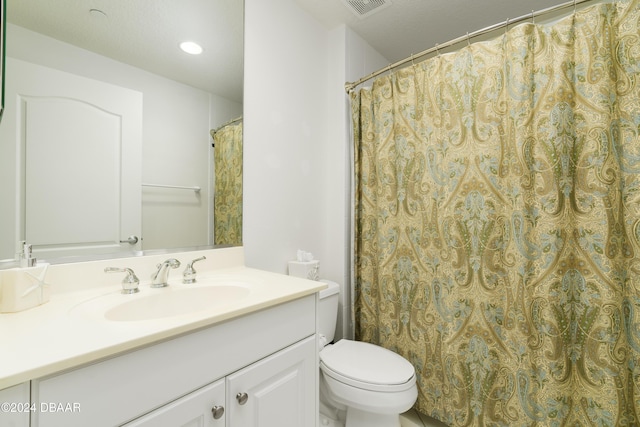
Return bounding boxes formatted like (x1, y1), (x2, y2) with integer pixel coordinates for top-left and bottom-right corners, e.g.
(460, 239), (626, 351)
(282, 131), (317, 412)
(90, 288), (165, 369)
(341, 0), (392, 19)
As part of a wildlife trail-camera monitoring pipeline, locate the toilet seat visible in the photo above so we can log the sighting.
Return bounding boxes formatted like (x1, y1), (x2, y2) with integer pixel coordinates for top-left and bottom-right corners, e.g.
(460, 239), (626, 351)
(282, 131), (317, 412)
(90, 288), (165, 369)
(320, 340), (416, 393)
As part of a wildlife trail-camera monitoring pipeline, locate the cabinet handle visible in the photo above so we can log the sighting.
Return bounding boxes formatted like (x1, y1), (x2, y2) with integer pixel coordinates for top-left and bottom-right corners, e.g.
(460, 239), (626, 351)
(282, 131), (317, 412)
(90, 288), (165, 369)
(211, 405), (225, 419)
(236, 392), (249, 405)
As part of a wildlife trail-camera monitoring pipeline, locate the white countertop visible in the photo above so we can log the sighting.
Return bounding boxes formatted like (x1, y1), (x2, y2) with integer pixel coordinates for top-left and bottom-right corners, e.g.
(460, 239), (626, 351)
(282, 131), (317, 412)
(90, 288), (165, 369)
(0, 248), (325, 390)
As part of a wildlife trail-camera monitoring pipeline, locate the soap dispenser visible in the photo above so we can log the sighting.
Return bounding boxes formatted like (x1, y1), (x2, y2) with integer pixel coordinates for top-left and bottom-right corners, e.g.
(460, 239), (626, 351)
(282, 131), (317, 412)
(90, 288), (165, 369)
(18, 241), (37, 268)
(0, 241), (51, 313)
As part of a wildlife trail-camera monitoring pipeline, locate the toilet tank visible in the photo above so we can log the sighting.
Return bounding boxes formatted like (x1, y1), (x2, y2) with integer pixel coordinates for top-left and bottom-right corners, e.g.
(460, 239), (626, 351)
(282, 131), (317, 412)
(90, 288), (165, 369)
(318, 280), (340, 344)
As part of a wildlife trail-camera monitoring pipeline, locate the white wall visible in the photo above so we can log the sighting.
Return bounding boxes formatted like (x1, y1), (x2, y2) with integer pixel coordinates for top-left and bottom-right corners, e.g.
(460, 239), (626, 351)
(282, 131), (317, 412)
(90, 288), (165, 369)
(244, 0), (387, 340)
(243, 0), (329, 273)
(345, 28), (390, 89)
(0, 24), (241, 259)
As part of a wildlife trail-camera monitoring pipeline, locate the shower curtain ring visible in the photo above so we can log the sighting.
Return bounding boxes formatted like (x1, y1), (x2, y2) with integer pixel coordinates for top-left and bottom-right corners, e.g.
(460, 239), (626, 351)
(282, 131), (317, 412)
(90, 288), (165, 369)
(466, 32), (471, 47)
(574, 0), (577, 14)
(411, 53), (415, 66)
(505, 18), (509, 35)
(531, 10), (535, 24)
(435, 43), (441, 57)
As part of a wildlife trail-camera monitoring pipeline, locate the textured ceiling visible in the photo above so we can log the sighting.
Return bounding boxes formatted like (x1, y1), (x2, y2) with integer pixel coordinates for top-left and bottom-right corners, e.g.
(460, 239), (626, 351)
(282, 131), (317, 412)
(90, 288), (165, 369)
(294, 0), (581, 64)
(7, 0), (587, 103)
(6, 0), (244, 103)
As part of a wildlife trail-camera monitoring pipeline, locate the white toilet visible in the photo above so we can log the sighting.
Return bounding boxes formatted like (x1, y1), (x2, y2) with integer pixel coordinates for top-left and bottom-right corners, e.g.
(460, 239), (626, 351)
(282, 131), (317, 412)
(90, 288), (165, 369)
(318, 280), (418, 427)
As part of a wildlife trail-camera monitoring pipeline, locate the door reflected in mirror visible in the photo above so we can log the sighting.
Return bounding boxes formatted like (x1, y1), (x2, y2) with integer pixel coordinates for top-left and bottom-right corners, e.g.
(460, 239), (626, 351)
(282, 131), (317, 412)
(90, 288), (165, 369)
(0, 0), (243, 263)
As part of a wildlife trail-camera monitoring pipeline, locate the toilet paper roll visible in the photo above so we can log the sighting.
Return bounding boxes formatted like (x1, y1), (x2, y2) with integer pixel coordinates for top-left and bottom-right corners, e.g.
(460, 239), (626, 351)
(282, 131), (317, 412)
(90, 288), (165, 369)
(288, 260), (320, 281)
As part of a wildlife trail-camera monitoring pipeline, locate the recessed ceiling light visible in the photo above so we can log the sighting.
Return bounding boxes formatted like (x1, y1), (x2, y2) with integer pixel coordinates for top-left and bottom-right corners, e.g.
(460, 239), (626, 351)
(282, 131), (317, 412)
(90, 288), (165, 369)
(180, 41), (204, 55)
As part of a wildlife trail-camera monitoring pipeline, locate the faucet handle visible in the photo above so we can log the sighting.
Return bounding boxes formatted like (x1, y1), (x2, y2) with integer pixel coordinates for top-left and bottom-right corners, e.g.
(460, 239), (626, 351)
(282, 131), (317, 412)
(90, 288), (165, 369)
(105, 267), (140, 294)
(183, 256), (206, 284)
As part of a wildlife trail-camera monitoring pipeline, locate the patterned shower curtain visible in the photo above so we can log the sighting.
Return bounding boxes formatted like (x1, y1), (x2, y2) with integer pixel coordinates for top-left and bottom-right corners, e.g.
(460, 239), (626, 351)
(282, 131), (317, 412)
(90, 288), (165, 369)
(351, 1), (640, 425)
(212, 122), (243, 245)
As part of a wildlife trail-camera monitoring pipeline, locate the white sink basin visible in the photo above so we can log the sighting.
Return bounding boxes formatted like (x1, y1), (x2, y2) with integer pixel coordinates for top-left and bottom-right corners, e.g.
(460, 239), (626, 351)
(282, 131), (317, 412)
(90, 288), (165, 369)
(105, 286), (250, 321)
(71, 283), (251, 322)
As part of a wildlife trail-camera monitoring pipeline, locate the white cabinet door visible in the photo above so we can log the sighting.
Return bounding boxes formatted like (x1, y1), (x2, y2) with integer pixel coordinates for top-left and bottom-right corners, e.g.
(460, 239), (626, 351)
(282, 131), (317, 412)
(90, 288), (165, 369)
(124, 379), (226, 427)
(0, 383), (30, 427)
(226, 336), (317, 427)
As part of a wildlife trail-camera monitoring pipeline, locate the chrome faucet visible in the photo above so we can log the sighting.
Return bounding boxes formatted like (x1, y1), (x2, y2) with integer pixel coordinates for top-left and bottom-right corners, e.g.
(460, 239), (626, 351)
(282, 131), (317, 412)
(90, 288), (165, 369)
(151, 258), (181, 288)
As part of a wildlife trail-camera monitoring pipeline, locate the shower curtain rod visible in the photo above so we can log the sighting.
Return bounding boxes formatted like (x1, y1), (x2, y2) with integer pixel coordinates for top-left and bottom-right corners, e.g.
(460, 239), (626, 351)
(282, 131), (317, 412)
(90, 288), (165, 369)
(344, 0), (598, 93)
(211, 116), (243, 135)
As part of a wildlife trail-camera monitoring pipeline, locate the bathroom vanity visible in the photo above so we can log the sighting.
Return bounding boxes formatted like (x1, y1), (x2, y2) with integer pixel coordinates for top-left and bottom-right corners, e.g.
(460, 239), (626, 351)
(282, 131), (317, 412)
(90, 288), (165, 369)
(0, 247), (324, 427)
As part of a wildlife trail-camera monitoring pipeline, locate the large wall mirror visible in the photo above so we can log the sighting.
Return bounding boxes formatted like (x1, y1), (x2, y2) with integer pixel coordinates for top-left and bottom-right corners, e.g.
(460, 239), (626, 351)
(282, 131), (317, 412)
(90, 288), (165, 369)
(0, 0), (243, 264)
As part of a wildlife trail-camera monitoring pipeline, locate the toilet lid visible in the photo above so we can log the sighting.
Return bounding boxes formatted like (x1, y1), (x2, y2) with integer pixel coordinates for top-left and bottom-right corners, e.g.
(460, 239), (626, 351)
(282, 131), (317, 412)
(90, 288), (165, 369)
(320, 340), (415, 390)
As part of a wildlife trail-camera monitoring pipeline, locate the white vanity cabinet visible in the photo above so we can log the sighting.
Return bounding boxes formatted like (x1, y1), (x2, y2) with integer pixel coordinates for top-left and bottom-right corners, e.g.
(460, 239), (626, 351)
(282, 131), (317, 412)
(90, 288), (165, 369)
(0, 382), (30, 427)
(31, 294), (318, 427)
(125, 336), (316, 427)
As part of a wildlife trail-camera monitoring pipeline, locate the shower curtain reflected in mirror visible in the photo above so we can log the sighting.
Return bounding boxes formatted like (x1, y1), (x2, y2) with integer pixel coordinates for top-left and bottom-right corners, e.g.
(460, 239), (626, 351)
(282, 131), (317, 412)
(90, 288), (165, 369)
(211, 121), (242, 246)
(351, 1), (640, 425)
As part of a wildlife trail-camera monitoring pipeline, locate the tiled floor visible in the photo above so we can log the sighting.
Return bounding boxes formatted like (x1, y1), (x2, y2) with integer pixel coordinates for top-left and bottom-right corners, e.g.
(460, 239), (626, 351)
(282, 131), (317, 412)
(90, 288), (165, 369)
(401, 409), (449, 427)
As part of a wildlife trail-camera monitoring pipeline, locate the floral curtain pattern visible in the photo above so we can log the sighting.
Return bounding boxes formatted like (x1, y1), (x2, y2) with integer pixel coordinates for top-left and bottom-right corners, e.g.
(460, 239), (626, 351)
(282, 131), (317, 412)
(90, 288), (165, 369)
(351, 1), (640, 425)
(212, 123), (242, 245)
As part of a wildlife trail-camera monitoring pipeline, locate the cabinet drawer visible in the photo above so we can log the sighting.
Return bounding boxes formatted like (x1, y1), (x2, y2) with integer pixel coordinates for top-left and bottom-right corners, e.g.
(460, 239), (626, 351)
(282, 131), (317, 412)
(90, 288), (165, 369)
(32, 295), (315, 427)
